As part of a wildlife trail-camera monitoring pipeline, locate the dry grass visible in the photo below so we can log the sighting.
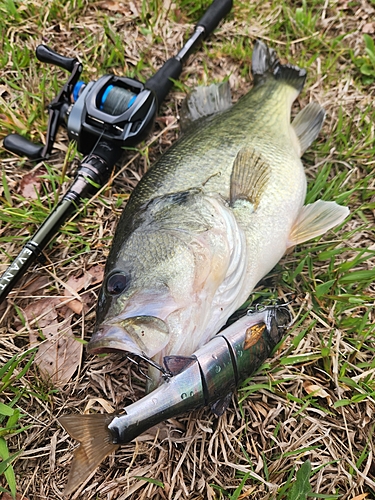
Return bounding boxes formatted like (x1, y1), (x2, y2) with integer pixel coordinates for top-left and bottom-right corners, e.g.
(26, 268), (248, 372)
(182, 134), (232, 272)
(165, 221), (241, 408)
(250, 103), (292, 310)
(0, 0), (374, 499)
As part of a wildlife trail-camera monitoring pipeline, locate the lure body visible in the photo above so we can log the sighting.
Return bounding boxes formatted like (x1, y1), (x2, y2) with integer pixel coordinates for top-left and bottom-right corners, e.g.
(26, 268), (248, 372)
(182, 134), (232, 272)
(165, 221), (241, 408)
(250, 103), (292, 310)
(109, 305), (291, 442)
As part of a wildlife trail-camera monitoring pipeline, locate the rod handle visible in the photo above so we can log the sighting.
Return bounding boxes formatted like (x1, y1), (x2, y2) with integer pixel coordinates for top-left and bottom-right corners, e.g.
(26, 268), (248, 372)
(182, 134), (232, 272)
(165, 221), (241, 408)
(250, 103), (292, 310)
(196, 0), (233, 37)
(145, 58), (183, 108)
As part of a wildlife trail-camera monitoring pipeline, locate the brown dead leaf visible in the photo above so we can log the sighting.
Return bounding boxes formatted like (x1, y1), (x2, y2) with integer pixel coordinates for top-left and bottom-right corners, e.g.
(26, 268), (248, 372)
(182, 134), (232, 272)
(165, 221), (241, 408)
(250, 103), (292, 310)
(98, 0), (132, 15)
(24, 297), (82, 386)
(19, 275), (49, 296)
(303, 381), (332, 405)
(19, 167), (46, 200)
(363, 22), (375, 34)
(350, 494), (369, 500)
(84, 398), (116, 414)
(156, 115), (177, 127)
(63, 265), (104, 314)
(86, 264), (104, 284)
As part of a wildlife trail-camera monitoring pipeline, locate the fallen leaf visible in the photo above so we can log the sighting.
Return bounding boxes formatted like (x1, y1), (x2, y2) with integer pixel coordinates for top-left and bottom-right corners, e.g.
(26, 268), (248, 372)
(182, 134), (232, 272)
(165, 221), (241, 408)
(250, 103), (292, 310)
(24, 297), (82, 386)
(19, 275), (49, 296)
(363, 23), (375, 34)
(350, 494), (369, 500)
(84, 398), (116, 414)
(63, 265), (104, 314)
(86, 264), (105, 284)
(19, 167), (46, 199)
(20, 266), (103, 384)
(0, 113), (13, 138)
(156, 115), (177, 127)
(303, 381), (332, 405)
(98, 0), (132, 15)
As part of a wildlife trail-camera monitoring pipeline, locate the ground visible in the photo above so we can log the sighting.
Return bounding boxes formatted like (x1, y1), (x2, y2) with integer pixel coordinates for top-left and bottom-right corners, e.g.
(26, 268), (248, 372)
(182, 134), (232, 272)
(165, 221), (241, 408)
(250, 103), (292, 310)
(0, 0), (374, 499)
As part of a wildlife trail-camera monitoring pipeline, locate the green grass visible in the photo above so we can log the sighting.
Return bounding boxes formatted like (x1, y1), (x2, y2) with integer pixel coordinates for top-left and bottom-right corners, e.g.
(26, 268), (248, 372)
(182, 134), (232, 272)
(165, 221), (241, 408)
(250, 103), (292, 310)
(0, 349), (36, 497)
(1, 0), (374, 498)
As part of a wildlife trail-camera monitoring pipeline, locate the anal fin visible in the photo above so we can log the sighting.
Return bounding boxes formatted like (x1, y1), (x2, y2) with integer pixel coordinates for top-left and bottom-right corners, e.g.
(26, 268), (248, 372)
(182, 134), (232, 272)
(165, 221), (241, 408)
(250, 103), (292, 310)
(59, 413), (118, 496)
(288, 200), (349, 247)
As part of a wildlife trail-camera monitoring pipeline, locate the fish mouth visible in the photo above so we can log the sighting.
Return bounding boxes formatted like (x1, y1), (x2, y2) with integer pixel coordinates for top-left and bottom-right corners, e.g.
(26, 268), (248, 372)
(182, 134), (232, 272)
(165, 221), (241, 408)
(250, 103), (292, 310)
(87, 315), (170, 359)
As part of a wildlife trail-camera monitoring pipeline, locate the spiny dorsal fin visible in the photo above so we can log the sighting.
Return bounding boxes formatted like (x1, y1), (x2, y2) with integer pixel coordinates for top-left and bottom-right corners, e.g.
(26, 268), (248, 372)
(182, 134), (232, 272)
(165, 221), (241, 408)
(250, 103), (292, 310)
(180, 81), (232, 132)
(292, 102), (326, 156)
(288, 200), (350, 247)
(252, 40), (307, 92)
(230, 146), (271, 209)
(59, 413), (118, 496)
(164, 355), (196, 375)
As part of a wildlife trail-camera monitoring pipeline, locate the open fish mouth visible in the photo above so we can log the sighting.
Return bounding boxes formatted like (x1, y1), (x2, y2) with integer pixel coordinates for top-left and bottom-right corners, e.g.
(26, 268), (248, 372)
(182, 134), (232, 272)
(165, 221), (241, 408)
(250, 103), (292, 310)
(87, 315), (170, 359)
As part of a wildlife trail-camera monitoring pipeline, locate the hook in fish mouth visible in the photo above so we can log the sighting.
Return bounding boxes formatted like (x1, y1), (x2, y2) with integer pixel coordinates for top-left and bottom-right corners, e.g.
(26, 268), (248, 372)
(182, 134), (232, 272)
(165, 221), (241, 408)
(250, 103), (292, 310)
(126, 352), (173, 379)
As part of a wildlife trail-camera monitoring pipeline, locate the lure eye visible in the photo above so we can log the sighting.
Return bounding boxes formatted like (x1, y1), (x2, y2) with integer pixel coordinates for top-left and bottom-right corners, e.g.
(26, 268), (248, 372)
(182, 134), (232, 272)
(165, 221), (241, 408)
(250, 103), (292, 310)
(106, 272), (129, 296)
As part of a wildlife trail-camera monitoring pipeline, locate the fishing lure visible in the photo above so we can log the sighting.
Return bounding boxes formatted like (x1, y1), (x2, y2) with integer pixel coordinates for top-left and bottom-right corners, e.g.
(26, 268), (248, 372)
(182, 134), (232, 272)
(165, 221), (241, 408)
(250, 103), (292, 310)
(60, 304), (291, 495)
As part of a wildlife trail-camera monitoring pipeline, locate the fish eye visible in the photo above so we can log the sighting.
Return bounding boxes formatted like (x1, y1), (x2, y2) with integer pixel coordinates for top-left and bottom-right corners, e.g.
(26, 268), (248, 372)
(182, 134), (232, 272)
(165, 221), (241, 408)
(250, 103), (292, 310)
(106, 272), (129, 296)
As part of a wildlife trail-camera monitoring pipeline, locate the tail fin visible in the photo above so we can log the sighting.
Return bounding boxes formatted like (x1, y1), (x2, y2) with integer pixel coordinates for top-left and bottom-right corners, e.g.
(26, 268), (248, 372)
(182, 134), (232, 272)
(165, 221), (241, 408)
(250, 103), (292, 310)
(251, 40), (307, 91)
(59, 414), (118, 496)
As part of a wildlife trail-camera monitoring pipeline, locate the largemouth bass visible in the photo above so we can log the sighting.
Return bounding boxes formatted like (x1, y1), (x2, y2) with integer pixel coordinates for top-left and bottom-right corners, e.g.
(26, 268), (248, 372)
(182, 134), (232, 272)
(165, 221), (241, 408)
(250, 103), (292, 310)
(60, 304), (291, 495)
(88, 40), (349, 389)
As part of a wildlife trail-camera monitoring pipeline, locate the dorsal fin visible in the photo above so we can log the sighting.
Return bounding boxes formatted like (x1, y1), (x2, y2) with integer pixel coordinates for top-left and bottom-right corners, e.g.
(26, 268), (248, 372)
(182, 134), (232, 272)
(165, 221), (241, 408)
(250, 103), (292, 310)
(180, 81), (232, 131)
(251, 40), (307, 91)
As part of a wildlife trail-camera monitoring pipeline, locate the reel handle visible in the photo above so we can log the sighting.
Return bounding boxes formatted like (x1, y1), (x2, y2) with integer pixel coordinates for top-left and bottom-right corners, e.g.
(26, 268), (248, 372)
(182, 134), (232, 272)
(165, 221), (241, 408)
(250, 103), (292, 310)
(3, 134), (44, 160)
(4, 46), (82, 160)
(36, 44), (78, 72)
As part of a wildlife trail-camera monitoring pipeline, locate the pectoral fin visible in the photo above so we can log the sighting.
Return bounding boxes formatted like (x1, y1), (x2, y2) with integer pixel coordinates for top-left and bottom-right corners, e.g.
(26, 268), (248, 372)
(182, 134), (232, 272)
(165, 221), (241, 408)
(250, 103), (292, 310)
(230, 147), (271, 209)
(292, 102), (326, 156)
(288, 200), (349, 247)
(59, 414), (118, 496)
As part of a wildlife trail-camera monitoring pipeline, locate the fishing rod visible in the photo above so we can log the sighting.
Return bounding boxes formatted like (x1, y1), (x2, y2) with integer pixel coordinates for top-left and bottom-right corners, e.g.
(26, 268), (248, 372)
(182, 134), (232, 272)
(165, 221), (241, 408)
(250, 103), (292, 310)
(0, 0), (233, 305)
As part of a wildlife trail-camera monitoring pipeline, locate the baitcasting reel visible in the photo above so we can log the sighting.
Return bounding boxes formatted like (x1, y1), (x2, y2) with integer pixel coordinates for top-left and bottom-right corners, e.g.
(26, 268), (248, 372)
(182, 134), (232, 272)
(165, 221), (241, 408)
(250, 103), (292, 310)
(4, 45), (158, 159)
